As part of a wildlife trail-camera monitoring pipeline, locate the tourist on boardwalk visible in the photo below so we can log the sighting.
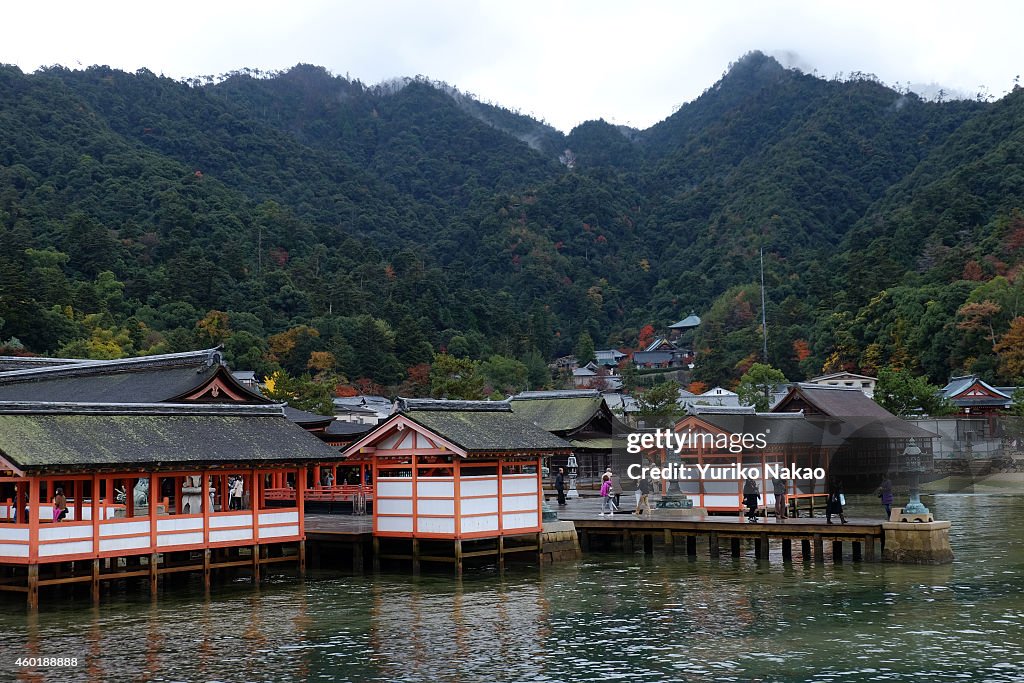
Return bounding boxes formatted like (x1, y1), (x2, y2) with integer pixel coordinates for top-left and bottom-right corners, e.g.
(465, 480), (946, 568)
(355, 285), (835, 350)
(876, 475), (894, 520)
(610, 470), (624, 508)
(599, 476), (614, 516)
(555, 467), (567, 506)
(772, 477), (788, 523)
(229, 477), (244, 510)
(743, 478), (760, 523)
(634, 476), (653, 516)
(826, 478), (849, 525)
(52, 487), (67, 522)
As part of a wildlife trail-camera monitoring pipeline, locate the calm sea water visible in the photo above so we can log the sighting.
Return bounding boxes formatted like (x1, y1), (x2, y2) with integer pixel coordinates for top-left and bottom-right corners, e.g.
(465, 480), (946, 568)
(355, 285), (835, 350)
(2, 494), (1022, 682)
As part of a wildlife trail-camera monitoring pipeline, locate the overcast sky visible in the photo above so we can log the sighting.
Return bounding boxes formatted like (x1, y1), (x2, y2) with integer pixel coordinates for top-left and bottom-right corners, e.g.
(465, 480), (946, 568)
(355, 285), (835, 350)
(5, 1), (1021, 132)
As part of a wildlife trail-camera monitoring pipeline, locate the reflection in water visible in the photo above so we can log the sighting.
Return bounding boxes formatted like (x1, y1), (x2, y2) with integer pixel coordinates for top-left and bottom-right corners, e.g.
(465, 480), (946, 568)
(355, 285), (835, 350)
(0, 494), (1022, 682)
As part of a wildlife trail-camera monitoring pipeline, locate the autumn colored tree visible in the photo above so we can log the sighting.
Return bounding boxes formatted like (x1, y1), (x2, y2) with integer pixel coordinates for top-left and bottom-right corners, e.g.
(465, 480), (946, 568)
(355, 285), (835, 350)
(195, 310), (231, 347)
(994, 317), (1024, 380)
(636, 324), (656, 351)
(957, 300), (1002, 351)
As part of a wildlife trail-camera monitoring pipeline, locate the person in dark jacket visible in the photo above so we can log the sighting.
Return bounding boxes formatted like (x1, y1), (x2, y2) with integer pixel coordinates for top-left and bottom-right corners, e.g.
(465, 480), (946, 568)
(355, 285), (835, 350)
(743, 478), (760, 523)
(826, 478), (849, 524)
(555, 468), (566, 506)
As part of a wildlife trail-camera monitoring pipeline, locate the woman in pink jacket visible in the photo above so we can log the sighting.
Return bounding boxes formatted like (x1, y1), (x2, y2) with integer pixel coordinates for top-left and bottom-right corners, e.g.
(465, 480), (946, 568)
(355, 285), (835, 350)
(599, 476), (614, 516)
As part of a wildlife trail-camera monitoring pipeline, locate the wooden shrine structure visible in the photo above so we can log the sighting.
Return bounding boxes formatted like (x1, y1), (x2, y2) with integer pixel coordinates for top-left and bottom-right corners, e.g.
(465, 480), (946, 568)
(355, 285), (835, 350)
(0, 401), (342, 608)
(340, 399), (572, 573)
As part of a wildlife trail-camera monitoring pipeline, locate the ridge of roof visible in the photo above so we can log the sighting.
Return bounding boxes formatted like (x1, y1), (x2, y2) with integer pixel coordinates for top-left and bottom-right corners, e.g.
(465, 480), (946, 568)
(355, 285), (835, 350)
(396, 398), (512, 413)
(0, 348), (223, 384)
(511, 390), (602, 401)
(0, 400), (284, 417)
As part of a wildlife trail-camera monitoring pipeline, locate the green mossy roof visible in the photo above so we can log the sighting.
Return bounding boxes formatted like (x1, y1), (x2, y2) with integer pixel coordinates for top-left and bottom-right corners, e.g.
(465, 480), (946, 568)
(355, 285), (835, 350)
(509, 396), (605, 433)
(404, 409), (571, 454)
(0, 413), (341, 472)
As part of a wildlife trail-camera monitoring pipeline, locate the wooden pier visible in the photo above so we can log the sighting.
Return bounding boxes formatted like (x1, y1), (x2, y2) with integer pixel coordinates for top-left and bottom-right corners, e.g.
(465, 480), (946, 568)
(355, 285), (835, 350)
(560, 506), (883, 562)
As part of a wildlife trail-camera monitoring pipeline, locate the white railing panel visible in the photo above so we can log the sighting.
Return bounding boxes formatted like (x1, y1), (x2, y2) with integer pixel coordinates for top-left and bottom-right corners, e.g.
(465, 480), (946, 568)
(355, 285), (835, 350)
(39, 524), (92, 541)
(0, 527), (29, 542)
(259, 525), (299, 539)
(418, 499), (454, 516)
(460, 497), (498, 515)
(100, 520), (150, 537)
(210, 513), (254, 529)
(377, 499), (413, 516)
(157, 532), (204, 548)
(0, 543), (29, 558)
(377, 480), (413, 497)
(460, 477), (497, 497)
(210, 528), (253, 543)
(40, 540), (93, 557)
(460, 515), (499, 534)
(703, 494), (740, 507)
(100, 536), (150, 552)
(501, 494), (538, 513)
(503, 512), (539, 530)
(417, 517), (455, 534)
(258, 511), (298, 525)
(500, 475), (538, 495)
(417, 480), (455, 498)
(377, 516), (414, 533)
(157, 516), (203, 532)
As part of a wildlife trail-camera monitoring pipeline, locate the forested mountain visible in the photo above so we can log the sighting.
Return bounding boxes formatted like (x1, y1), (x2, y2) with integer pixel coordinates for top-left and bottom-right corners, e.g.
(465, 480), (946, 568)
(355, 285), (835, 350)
(1, 51), (1022, 396)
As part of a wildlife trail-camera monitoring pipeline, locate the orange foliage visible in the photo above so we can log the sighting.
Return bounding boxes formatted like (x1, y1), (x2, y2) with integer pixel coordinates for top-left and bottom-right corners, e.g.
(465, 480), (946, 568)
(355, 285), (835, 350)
(962, 260), (984, 281)
(637, 324), (656, 351)
(306, 351), (336, 372)
(334, 384), (359, 398)
(687, 381), (707, 395)
(792, 339), (812, 362)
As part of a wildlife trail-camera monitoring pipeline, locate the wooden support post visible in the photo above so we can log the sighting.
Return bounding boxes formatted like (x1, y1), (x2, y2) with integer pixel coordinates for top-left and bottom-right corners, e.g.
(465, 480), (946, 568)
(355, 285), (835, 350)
(686, 535), (697, 557)
(813, 534), (824, 563)
(623, 531), (634, 554)
(852, 540), (862, 562)
(411, 538), (420, 576)
(663, 529), (674, 553)
(579, 530), (590, 553)
(864, 535), (876, 562)
(709, 532), (720, 558)
(643, 533), (653, 556)
(372, 537), (381, 572)
(760, 535), (770, 560)
(352, 541), (364, 573)
(754, 536), (763, 559)
(730, 538), (740, 558)
(498, 536), (506, 572)
(801, 539), (811, 561)
(27, 564), (39, 610)
(149, 553), (158, 596)
(832, 541), (843, 563)
(91, 559), (101, 604)
(203, 549), (211, 591)
(454, 539), (463, 577)
(298, 540), (306, 577)
(251, 544), (261, 584)
(782, 538), (792, 561)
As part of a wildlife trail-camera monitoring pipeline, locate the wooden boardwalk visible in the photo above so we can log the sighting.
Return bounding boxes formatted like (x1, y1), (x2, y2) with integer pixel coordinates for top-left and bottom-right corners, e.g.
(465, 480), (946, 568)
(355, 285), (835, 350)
(555, 498), (884, 562)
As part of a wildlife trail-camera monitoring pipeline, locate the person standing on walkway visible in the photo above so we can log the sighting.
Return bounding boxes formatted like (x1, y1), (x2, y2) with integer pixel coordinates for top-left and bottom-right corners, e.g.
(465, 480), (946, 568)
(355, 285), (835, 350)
(743, 478), (760, 523)
(634, 476), (653, 516)
(555, 467), (567, 506)
(826, 478), (849, 525)
(876, 475), (894, 520)
(599, 475), (614, 516)
(772, 477), (788, 523)
(610, 470), (624, 508)
(52, 487), (68, 522)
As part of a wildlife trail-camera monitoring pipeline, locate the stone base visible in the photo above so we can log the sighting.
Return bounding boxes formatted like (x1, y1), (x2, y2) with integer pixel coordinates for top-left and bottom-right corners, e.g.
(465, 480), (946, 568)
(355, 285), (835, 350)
(889, 506), (934, 523)
(656, 494), (694, 509)
(651, 506), (707, 519)
(540, 521), (581, 564)
(882, 520), (954, 564)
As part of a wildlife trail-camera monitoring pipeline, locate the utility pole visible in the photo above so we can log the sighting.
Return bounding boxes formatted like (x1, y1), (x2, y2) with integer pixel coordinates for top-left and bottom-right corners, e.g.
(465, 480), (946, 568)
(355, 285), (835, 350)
(760, 247), (768, 362)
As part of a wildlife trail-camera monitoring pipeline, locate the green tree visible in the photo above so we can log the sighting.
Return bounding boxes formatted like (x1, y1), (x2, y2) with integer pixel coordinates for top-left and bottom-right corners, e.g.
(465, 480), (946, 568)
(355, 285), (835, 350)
(636, 380), (684, 417)
(479, 354), (529, 395)
(262, 369), (333, 415)
(429, 353), (485, 400)
(574, 330), (596, 365)
(736, 363), (788, 411)
(873, 367), (954, 417)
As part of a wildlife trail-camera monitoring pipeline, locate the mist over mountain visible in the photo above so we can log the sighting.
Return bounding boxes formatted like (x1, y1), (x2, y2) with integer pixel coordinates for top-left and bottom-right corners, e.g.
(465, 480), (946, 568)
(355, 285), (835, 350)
(2, 51), (1022, 391)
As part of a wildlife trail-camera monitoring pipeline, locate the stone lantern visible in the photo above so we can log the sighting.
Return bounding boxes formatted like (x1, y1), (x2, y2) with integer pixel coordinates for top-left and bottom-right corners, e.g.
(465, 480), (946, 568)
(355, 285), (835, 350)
(899, 437), (932, 522)
(566, 454), (579, 499)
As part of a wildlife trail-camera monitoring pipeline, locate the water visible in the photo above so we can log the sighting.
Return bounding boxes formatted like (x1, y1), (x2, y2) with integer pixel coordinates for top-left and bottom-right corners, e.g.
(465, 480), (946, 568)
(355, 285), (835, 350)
(2, 494), (1023, 682)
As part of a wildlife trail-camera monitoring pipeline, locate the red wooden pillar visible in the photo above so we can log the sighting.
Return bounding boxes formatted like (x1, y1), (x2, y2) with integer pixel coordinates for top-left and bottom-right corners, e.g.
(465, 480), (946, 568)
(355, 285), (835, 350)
(73, 479), (82, 522)
(313, 465), (321, 489)
(28, 476), (40, 561)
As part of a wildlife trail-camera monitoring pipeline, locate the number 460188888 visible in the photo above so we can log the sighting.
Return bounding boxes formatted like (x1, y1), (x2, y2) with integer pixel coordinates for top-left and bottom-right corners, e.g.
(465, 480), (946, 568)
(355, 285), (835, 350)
(16, 657), (79, 667)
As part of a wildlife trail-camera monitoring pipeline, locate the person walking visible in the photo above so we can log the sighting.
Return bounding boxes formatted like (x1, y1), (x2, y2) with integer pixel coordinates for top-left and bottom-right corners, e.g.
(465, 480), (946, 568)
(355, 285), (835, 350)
(634, 477), (653, 516)
(52, 487), (68, 523)
(555, 467), (567, 506)
(876, 475), (894, 520)
(599, 475), (614, 516)
(772, 477), (788, 523)
(826, 478), (849, 525)
(743, 478), (760, 523)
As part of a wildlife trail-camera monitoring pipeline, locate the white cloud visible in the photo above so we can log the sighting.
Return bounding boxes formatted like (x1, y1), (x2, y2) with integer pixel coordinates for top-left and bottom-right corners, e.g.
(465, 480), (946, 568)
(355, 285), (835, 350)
(4, 0), (1021, 132)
